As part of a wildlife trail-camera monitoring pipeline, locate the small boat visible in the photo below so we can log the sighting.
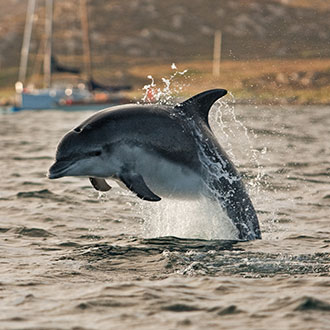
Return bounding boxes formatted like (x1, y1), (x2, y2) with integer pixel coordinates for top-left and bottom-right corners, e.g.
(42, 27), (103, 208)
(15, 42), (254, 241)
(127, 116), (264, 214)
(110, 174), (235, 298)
(13, 82), (131, 112)
(14, 0), (131, 112)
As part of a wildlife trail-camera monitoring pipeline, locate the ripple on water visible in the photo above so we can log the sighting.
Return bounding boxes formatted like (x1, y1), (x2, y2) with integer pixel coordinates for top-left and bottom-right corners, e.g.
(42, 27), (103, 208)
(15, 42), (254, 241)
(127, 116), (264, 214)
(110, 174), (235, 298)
(61, 238), (329, 278)
(16, 189), (67, 202)
(293, 296), (330, 311)
(13, 227), (55, 238)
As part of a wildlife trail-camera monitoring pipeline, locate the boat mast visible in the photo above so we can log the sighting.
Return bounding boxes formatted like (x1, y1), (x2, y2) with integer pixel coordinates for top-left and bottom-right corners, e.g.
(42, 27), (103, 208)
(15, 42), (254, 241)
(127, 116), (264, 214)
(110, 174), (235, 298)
(18, 0), (36, 84)
(43, 0), (53, 88)
(79, 0), (93, 82)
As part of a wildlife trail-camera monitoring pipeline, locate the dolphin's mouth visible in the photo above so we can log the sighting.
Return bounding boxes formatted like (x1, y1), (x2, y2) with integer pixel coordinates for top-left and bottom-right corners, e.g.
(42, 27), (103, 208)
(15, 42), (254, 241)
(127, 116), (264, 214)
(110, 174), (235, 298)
(48, 160), (76, 179)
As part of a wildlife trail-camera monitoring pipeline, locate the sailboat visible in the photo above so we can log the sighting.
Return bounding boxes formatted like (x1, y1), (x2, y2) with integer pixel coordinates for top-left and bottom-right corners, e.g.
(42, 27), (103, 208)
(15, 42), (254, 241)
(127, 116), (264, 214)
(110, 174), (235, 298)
(14, 0), (131, 111)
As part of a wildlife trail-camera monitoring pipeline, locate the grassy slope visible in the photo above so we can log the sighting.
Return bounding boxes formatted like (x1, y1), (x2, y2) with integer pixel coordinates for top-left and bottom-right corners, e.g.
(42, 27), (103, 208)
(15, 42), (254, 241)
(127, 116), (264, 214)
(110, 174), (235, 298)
(2, 58), (330, 105)
(127, 58), (330, 104)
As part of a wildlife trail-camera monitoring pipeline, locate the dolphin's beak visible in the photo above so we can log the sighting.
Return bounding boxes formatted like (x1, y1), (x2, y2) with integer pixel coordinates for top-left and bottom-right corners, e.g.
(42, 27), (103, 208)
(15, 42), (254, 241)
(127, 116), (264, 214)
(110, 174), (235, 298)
(48, 160), (73, 179)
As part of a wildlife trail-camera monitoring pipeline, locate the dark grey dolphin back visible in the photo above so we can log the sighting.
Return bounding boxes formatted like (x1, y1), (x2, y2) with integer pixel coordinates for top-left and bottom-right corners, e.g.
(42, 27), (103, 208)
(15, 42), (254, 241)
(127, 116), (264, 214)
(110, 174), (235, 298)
(211, 174), (261, 240)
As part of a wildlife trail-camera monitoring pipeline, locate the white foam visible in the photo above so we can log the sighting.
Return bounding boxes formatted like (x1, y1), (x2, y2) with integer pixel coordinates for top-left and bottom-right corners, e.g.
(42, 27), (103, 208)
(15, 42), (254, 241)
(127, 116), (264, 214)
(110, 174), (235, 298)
(141, 63), (188, 104)
(140, 196), (239, 240)
(137, 71), (269, 240)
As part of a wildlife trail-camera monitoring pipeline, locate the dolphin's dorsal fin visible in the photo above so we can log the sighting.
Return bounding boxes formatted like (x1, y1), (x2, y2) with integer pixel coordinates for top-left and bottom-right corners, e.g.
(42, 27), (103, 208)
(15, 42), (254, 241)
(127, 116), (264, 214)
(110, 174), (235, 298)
(176, 89), (227, 127)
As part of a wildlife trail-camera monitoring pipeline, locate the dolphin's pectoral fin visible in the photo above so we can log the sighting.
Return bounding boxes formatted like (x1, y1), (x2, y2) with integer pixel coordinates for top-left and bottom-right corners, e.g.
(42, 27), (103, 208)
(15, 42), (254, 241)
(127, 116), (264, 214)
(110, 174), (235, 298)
(89, 177), (112, 192)
(119, 172), (161, 202)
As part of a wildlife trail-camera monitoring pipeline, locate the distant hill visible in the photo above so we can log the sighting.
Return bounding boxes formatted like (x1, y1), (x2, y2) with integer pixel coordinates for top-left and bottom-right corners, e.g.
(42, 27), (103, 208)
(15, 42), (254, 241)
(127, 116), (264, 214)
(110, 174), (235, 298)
(0, 0), (330, 76)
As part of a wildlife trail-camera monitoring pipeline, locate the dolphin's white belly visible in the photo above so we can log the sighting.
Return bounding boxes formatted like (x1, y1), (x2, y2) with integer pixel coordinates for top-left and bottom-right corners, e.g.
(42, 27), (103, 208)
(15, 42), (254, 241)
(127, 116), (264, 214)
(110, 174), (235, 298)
(137, 152), (204, 198)
(111, 146), (205, 199)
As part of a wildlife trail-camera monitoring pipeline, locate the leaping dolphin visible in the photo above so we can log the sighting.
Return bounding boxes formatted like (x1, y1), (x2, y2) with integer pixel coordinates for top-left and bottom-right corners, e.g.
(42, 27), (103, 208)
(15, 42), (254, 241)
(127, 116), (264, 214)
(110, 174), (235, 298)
(48, 89), (261, 240)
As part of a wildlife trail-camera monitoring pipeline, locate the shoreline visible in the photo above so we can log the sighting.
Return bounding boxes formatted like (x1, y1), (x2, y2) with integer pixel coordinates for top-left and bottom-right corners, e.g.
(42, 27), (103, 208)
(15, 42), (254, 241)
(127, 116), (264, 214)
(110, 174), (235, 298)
(1, 58), (330, 108)
(1, 96), (330, 110)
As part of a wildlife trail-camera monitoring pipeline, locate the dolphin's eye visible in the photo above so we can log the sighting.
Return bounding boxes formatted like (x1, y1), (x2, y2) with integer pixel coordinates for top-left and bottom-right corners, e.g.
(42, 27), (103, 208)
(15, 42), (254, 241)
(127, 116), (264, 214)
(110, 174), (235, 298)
(87, 150), (102, 157)
(74, 127), (82, 133)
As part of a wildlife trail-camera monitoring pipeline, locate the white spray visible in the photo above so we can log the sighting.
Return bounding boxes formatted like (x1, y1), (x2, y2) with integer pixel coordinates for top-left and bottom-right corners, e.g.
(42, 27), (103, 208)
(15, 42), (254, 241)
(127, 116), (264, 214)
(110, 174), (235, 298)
(138, 65), (245, 239)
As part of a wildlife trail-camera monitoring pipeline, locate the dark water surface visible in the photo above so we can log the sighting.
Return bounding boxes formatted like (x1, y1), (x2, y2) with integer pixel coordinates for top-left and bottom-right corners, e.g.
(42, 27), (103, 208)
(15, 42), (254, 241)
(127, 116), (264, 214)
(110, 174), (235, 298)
(0, 105), (329, 329)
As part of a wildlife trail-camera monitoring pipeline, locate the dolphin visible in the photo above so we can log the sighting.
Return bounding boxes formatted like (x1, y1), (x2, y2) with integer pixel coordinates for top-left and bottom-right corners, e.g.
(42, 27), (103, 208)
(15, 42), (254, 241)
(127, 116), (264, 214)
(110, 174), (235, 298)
(48, 89), (261, 240)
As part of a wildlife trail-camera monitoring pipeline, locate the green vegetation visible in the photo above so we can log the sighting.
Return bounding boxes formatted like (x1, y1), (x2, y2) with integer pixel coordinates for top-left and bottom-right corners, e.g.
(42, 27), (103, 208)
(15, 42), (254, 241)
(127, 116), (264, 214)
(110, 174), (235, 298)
(127, 58), (330, 105)
(2, 58), (330, 105)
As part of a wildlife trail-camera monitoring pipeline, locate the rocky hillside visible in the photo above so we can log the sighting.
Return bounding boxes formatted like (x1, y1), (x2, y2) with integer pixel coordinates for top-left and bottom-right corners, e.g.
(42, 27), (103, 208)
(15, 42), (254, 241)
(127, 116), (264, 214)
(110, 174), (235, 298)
(0, 0), (330, 73)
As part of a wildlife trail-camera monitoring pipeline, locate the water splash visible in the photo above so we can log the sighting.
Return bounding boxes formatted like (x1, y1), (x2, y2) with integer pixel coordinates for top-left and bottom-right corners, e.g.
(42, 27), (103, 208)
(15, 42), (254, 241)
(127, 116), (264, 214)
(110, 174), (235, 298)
(138, 89), (252, 240)
(142, 63), (188, 104)
(172, 104), (258, 239)
(210, 94), (286, 236)
(139, 71), (273, 239)
(87, 192), (109, 240)
(141, 196), (238, 240)
(210, 93), (266, 196)
(139, 65), (241, 239)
